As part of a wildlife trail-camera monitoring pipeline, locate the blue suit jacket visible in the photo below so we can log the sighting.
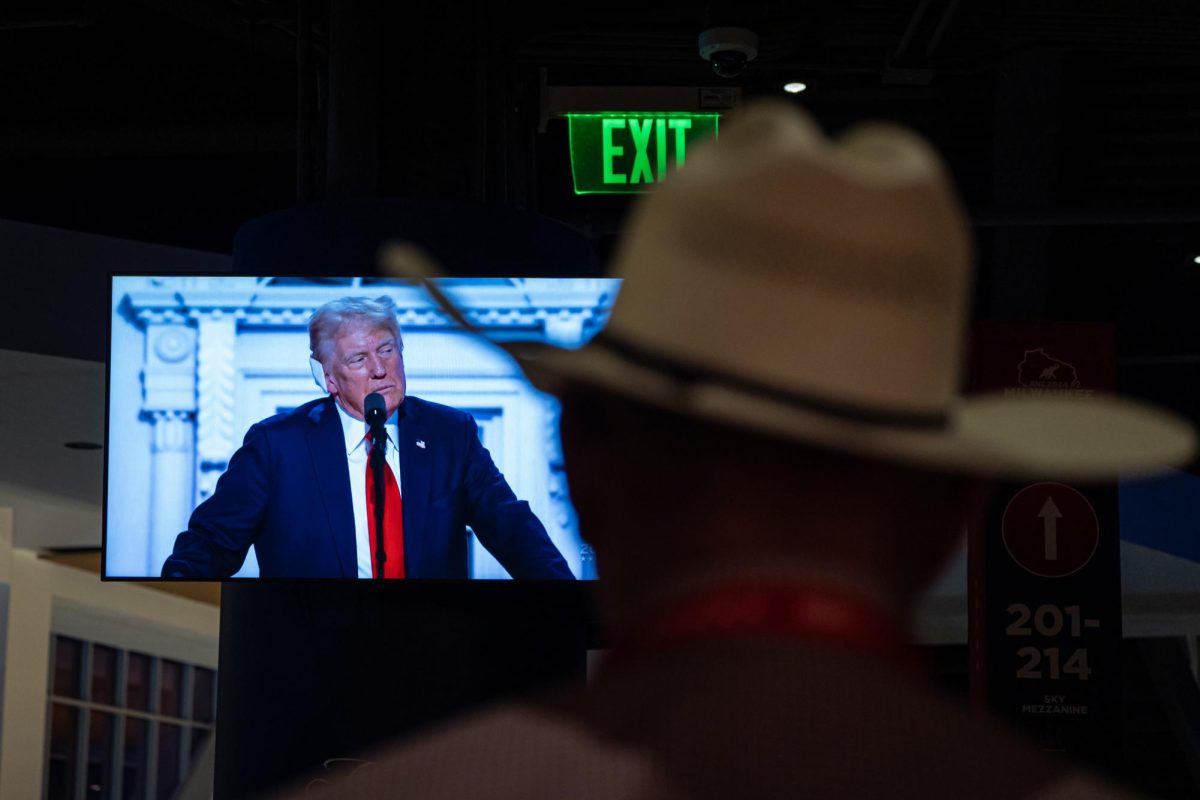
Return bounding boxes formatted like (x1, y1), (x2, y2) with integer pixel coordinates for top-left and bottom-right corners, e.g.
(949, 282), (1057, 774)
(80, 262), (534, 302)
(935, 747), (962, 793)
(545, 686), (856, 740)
(162, 396), (574, 580)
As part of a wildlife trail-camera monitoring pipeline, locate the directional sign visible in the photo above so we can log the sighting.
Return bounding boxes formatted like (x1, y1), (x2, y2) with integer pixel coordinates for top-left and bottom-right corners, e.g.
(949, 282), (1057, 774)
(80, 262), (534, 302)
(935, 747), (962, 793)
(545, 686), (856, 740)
(968, 321), (1122, 768)
(1002, 483), (1100, 578)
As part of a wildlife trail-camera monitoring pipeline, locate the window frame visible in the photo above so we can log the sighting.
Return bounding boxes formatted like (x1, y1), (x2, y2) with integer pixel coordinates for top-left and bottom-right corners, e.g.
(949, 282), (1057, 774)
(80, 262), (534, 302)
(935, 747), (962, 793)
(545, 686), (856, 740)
(44, 636), (216, 800)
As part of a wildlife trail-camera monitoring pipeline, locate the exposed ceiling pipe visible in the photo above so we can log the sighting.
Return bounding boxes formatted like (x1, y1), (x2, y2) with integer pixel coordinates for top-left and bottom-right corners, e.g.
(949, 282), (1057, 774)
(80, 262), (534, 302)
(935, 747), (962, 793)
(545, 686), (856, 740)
(325, 0), (379, 199)
(296, 0), (316, 204)
(971, 207), (1200, 227)
(924, 0), (960, 58)
(892, 0), (933, 61)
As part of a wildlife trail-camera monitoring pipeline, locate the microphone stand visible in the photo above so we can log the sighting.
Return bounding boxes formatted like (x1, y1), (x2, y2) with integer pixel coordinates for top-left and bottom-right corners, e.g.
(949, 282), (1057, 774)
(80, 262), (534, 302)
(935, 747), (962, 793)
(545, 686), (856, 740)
(369, 424), (388, 579)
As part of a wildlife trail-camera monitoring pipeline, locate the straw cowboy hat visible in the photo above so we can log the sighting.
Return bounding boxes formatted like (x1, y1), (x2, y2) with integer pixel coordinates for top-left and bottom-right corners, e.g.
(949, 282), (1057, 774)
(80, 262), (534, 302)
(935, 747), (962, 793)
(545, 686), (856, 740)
(382, 101), (1195, 480)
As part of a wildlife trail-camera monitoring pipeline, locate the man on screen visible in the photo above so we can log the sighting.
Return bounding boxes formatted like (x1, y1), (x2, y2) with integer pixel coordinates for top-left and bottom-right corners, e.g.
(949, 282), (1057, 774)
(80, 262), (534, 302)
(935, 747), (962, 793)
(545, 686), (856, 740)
(161, 295), (573, 580)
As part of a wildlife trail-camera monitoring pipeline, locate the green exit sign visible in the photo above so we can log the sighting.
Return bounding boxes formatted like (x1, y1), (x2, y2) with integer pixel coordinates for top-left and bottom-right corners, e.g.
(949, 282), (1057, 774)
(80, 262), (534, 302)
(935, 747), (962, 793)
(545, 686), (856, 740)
(567, 112), (720, 195)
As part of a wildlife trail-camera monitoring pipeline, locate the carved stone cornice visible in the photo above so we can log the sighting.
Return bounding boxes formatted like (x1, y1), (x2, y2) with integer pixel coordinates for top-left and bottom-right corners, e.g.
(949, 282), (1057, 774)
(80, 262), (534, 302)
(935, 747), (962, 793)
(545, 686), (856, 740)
(118, 276), (619, 347)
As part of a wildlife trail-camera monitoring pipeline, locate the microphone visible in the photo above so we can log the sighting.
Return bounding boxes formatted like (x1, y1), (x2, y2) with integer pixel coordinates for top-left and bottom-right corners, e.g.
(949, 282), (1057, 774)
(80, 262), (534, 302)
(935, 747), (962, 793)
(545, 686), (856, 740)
(364, 392), (387, 428)
(364, 392), (387, 459)
(363, 391), (389, 578)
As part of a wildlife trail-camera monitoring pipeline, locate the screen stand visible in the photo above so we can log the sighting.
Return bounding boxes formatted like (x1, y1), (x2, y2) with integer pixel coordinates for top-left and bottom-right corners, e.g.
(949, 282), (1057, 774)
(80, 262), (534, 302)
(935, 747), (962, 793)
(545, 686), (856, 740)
(214, 581), (592, 797)
(370, 435), (387, 578)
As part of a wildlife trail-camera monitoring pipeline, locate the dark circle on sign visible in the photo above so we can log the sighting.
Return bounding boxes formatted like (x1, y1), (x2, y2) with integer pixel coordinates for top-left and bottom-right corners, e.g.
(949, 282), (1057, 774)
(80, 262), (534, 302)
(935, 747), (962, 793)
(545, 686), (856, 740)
(1000, 482), (1099, 578)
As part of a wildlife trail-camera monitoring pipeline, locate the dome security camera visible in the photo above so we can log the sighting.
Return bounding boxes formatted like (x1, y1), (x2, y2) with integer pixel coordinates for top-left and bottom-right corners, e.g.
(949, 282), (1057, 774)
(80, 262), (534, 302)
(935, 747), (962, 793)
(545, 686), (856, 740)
(699, 27), (760, 79)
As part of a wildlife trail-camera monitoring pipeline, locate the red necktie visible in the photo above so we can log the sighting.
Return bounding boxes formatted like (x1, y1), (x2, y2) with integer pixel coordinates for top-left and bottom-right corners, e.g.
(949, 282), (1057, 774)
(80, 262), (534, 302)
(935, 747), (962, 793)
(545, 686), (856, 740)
(365, 433), (405, 578)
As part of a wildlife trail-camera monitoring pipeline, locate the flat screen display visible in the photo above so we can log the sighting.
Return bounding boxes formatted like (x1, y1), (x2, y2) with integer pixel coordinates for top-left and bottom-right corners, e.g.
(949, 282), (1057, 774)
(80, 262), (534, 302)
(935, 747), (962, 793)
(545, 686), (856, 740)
(104, 275), (620, 581)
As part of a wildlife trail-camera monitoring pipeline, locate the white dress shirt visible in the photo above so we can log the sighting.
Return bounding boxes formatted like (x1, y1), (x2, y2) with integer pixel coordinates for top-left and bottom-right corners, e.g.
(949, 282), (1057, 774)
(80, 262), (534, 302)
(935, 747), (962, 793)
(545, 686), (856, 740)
(336, 400), (402, 578)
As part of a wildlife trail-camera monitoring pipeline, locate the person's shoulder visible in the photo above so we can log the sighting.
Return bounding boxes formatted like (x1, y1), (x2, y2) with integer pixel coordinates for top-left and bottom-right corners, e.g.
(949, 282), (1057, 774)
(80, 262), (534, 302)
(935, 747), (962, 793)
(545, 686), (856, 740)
(403, 395), (473, 425)
(282, 702), (683, 800)
(1022, 773), (1149, 799)
(253, 397), (334, 435)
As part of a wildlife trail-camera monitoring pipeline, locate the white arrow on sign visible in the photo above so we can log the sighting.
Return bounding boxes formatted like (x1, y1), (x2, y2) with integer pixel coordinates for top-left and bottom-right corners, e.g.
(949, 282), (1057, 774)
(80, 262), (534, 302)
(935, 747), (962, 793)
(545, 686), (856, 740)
(1038, 496), (1063, 560)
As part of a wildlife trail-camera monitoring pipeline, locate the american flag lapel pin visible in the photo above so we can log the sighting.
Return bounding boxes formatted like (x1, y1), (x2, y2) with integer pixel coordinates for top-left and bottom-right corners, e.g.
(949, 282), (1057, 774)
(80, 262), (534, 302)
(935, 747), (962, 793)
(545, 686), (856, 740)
(416, 440), (426, 449)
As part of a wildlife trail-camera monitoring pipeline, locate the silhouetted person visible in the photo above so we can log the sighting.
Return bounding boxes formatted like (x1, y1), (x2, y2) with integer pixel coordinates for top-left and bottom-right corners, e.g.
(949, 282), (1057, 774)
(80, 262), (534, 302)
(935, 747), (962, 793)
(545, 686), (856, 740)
(287, 102), (1194, 798)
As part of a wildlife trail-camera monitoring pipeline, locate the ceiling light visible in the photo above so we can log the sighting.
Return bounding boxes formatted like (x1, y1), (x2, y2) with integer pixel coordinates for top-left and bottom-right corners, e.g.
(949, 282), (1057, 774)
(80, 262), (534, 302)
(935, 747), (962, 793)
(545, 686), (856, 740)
(783, 82), (807, 94)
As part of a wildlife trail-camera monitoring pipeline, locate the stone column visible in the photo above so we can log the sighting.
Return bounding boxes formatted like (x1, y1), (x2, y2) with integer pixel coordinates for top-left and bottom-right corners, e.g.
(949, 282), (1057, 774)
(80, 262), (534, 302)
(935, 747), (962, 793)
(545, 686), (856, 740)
(194, 314), (238, 506)
(142, 323), (197, 576)
(542, 394), (585, 578)
(148, 410), (195, 574)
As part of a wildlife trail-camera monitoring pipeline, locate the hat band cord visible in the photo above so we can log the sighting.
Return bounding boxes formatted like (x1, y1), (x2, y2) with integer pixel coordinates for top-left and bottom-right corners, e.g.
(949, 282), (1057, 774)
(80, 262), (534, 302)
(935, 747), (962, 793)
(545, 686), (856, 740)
(593, 332), (951, 431)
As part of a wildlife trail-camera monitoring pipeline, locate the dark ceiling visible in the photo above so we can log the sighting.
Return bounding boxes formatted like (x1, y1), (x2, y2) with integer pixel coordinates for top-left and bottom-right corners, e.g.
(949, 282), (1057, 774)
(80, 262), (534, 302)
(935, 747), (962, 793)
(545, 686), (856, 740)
(1, 0), (1199, 432)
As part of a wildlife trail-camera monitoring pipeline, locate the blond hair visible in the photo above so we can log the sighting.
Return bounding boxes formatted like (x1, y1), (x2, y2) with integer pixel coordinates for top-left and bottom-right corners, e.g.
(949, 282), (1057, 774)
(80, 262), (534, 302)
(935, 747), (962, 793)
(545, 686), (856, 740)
(308, 295), (403, 364)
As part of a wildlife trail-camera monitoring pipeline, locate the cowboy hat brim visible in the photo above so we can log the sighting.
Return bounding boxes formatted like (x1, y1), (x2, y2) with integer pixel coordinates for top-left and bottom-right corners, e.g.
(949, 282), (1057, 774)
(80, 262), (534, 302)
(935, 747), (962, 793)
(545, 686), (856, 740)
(381, 242), (1195, 482)
(504, 337), (1196, 481)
